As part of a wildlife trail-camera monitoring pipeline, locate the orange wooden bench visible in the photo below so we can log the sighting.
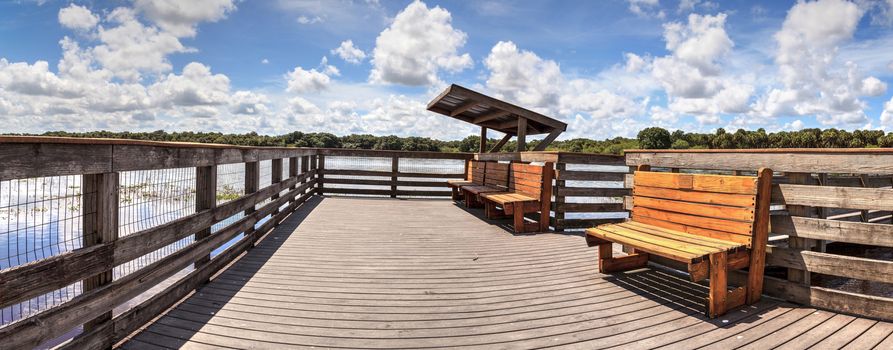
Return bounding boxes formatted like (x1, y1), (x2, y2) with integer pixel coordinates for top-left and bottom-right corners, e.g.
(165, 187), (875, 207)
(480, 162), (554, 233)
(447, 160), (485, 201)
(586, 165), (772, 318)
(459, 162), (509, 208)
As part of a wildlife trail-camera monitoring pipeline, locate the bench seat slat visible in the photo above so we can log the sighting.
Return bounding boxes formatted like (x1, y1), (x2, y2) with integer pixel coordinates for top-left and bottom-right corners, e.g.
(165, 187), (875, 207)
(447, 180), (474, 188)
(588, 225), (718, 262)
(633, 196), (755, 222)
(461, 185), (505, 195)
(481, 192), (538, 205)
(634, 185), (756, 207)
(618, 222), (744, 250)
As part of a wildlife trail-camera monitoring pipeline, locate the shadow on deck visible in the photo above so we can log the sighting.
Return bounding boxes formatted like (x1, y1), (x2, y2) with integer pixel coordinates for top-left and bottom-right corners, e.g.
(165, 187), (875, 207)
(121, 197), (893, 349)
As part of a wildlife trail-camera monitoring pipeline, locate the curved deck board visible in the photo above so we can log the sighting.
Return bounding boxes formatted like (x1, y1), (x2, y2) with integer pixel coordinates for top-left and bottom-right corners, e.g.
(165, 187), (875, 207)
(121, 197), (893, 349)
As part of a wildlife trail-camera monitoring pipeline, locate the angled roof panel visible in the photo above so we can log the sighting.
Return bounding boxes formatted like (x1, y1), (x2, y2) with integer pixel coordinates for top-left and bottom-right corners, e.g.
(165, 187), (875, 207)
(427, 84), (567, 136)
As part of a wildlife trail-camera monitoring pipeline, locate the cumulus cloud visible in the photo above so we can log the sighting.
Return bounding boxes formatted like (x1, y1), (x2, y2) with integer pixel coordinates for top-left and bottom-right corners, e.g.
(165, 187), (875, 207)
(882, 96), (893, 129)
(0, 2), (255, 133)
(482, 40), (647, 138)
(92, 7), (193, 81)
(149, 62), (231, 107)
(752, 0), (881, 127)
(58, 4), (99, 31)
(332, 40), (367, 64)
(230, 91), (269, 115)
(286, 58), (340, 94)
(133, 0), (236, 37)
(646, 13), (753, 124)
(485, 41), (562, 111)
(369, 0), (472, 86)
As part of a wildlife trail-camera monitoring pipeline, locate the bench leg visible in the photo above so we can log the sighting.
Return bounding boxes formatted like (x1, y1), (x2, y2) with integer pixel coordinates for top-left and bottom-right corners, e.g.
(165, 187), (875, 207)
(512, 207), (527, 233)
(464, 191), (481, 208)
(746, 254), (766, 305)
(707, 251), (728, 318)
(451, 187), (461, 201)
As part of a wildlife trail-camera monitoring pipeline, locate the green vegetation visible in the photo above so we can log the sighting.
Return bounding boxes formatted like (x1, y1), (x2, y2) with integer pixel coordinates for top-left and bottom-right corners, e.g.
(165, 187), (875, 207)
(8, 127), (893, 155)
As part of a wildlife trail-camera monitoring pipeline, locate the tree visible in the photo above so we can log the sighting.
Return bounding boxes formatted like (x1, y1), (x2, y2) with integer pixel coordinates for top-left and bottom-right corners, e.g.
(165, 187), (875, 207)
(670, 139), (690, 149)
(637, 127), (672, 149)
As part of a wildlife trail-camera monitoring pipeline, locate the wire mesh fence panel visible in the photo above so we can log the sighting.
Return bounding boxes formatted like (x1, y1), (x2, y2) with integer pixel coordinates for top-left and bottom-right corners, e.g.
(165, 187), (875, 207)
(324, 156), (392, 196)
(0, 175), (89, 325)
(116, 168), (197, 280)
(216, 163), (245, 205)
(256, 160), (273, 209)
(398, 158), (463, 198)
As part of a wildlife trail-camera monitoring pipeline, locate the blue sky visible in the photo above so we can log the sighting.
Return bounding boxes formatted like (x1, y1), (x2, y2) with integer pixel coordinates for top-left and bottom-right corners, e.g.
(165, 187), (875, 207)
(1, 0), (892, 140)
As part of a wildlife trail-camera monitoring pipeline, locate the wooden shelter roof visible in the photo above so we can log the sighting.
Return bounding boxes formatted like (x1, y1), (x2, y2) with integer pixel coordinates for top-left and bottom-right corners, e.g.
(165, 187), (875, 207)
(426, 84), (567, 136)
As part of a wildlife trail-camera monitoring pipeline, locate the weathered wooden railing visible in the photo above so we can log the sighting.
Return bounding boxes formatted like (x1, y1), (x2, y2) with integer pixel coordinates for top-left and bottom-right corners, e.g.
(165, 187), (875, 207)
(315, 149), (472, 198)
(626, 149), (893, 320)
(475, 152), (629, 231)
(0, 137), (321, 348)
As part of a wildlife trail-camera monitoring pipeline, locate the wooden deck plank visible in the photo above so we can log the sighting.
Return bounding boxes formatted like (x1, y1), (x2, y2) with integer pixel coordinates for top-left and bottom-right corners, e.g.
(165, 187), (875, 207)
(120, 196), (892, 349)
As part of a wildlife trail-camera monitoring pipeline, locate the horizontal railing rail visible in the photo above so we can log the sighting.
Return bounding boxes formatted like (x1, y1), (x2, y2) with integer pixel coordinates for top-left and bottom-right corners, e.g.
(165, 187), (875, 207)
(626, 149), (893, 320)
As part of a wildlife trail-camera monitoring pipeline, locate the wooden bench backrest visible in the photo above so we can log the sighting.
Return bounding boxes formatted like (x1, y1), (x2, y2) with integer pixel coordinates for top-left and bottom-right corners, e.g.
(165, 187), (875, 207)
(508, 163), (554, 202)
(631, 166), (772, 247)
(484, 162), (510, 189)
(469, 160), (485, 185)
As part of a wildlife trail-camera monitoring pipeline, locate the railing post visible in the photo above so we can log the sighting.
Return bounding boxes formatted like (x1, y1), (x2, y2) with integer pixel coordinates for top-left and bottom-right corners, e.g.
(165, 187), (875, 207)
(316, 155), (325, 195)
(194, 165), (216, 276)
(391, 156), (399, 198)
(271, 159), (283, 215)
(786, 172), (815, 285)
(301, 155), (310, 195)
(245, 161), (260, 244)
(81, 172), (119, 346)
(554, 162), (566, 232)
(288, 156), (299, 205)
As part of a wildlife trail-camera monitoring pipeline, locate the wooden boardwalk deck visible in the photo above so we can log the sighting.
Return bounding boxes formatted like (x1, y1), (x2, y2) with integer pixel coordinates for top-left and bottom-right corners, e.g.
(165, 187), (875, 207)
(122, 197), (893, 349)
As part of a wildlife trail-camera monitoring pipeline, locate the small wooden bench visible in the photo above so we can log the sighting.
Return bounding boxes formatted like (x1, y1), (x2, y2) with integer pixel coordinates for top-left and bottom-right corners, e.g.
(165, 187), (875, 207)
(480, 162), (554, 233)
(447, 160), (485, 201)
(460, 162), (510, 208)
(586, 165), (772, 318)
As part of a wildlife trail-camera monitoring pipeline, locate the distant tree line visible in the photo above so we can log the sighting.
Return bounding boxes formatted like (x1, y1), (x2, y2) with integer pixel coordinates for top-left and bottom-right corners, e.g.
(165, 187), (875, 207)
(8, 127), (893, 154)
(635, 127), (893, 150)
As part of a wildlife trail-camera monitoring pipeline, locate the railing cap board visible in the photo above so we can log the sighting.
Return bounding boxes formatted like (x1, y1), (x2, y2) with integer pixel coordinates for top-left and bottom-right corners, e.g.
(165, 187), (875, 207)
(625, 148), (893, 154)
(0, 137), (474, 180)
(626, 149), (893, 174)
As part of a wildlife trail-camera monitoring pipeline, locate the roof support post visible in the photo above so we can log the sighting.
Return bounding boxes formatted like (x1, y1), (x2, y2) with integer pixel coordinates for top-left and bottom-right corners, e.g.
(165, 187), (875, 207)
(516, 117), (527, 152)
(488, 134), (512, 153)
(479, 126), (487, 153)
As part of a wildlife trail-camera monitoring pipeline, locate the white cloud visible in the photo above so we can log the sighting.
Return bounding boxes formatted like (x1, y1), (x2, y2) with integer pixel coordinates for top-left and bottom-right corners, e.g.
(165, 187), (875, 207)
(230, 91), (269, 115)
(133, 0), (236, 37)
(149, 62), (231, 107)
(752, 0), (882, 127)
(261, 58), (269, 64)
(647, 13), (753, 124)
(285, 58), (340, 94)
(627, 0), (666, 19)
(332, 40), (367, 64)
(484, 41), (562, 111)
(881, 96), (893, 129)
(624, 53), (646, 73)
(369, 0), (472, 86)
(58, 4), (99, 31)
(92, 7), (193, 82)
(0, 59), (83, 98)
